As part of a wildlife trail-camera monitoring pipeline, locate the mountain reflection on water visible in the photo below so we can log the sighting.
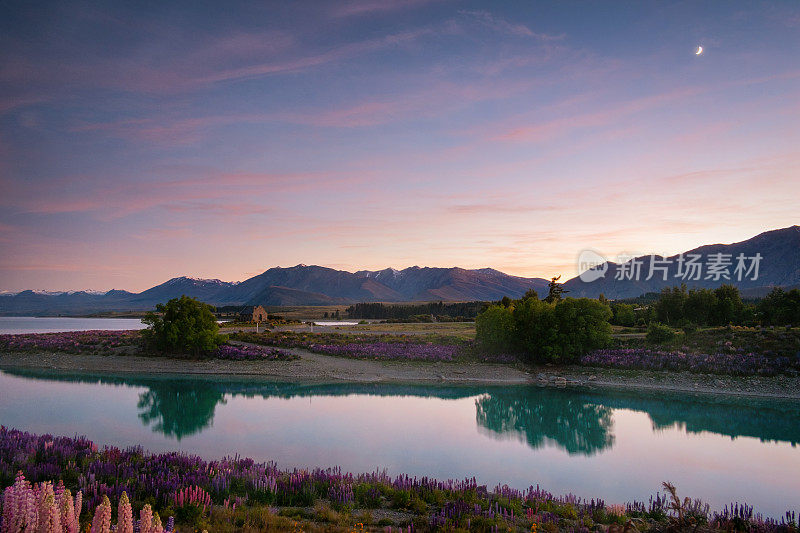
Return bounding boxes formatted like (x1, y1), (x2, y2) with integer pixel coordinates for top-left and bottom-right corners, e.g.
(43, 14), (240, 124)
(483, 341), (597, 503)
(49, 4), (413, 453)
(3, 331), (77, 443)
(5, 369), (800, 452)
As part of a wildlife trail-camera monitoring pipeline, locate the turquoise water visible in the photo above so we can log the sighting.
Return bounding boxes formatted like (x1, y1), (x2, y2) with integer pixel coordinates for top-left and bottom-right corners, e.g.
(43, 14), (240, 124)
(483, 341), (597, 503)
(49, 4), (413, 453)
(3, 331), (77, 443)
(0, 370), (798, 518)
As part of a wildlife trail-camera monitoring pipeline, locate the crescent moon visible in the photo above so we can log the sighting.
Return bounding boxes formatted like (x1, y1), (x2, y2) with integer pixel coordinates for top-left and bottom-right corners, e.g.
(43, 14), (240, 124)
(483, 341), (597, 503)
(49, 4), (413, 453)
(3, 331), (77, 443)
(695, 46), (703, 55)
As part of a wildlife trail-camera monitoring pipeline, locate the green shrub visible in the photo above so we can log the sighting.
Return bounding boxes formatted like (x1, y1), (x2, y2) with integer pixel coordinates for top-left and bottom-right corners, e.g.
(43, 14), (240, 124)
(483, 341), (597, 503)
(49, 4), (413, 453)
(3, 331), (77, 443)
(141, 295), (226, 356)
(475, 305), (515, 352)
(476, 296), (612, 363)
(646, 322), (677, 343)
(611, 303), (636, 327)
(552, 298), (613, 362)
(512, 298), (559, 361)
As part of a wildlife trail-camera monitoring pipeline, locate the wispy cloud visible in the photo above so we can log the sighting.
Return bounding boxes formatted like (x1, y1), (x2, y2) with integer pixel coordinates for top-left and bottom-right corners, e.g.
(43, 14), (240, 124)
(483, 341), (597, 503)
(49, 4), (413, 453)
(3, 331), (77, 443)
(4, 171), (365, 218)
(71, 75), (541, 143)
(492, 86), (704, 143)
(0, 22), (433, 97)
(447, 203), (560, 215)
(458, 10), (564, 40)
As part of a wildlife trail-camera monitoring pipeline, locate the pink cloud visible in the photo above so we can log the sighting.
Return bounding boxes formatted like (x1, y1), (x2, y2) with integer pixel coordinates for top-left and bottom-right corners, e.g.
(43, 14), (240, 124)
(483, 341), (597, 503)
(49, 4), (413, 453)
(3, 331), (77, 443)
(196, 28), (433, 86)
(447, 203), (560, 215)
(0, 94), (51, 115)
(72, 74), (543, 144)
(493, 86), (703, 143)
(132, 227), (193, 241)
(162, 201), (273, 216)
(3, 170), (367, 218)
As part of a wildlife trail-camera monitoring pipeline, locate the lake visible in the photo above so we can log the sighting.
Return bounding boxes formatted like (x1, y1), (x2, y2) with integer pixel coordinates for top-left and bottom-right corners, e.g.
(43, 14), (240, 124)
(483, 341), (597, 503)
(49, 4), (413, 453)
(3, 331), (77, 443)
(0, 369), (797, 518)
(0, 316), (147, 334)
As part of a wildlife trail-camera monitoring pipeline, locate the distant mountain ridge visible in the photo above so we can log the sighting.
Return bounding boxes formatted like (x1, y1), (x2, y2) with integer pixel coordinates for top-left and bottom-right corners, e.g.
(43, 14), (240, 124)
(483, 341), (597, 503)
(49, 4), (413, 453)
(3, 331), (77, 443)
(0, 266), (550, 315)
(563, 225), (800, 299)
(1, 225), (797, 315)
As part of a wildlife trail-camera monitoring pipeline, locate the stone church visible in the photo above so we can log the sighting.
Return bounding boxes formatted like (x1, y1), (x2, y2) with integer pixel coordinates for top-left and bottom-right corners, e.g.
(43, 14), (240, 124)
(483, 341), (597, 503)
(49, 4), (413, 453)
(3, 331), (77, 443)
(251, 305), (268, 322)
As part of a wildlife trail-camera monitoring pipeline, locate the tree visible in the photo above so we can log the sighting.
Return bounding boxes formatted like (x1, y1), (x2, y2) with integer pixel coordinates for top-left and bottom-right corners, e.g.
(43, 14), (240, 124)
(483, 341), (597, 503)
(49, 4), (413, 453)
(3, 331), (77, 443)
(711, 284), (743, 325)
(512, 298), (559, 360)
(521, 289), (539, 301)
(475, 305), (515, 352)
(141, 295), (225, 356)
(611, 303), (636, 327)
(553, 298), (612, 362)
(684, 288), (717, 326)
(758, 288), (800, 326)
(544, 275), (568, 303)
(655, 285), (687, 326)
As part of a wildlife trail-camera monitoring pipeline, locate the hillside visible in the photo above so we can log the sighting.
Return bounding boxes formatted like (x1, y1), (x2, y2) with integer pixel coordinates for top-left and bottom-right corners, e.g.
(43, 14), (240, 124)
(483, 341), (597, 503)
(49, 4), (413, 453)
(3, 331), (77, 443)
(0, 266), (549, 315)
(563, 226), (800, 299)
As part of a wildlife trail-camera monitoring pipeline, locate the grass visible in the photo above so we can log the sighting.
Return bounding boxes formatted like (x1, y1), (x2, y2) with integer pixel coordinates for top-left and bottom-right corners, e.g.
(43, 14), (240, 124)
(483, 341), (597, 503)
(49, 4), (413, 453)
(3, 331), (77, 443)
(347, 321), (477, 339)
(612, 325), (800, 358)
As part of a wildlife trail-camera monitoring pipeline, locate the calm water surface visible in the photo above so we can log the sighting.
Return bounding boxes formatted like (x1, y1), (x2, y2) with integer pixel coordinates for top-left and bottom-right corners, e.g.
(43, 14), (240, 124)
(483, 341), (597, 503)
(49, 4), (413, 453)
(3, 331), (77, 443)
(0, 369), (797, 518)
(0, 316), (146, 334)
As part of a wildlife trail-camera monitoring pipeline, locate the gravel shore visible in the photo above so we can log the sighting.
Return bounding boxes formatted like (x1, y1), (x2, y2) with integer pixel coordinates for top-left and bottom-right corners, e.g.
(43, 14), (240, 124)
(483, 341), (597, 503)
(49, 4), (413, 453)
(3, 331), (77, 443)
(2, 348), (799, 399)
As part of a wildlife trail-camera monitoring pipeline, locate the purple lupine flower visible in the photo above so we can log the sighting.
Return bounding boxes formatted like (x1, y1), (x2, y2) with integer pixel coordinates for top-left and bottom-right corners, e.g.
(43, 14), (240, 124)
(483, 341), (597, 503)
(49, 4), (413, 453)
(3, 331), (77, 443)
(580, 348), (798, 376)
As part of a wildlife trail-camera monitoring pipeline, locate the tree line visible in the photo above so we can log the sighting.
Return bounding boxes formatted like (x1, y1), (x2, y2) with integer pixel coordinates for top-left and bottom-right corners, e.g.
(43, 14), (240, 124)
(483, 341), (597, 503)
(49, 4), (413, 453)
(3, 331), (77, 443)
(475, 278), (800, 364)
(608, 285), (800, 328)
(346, 301), (487, 321)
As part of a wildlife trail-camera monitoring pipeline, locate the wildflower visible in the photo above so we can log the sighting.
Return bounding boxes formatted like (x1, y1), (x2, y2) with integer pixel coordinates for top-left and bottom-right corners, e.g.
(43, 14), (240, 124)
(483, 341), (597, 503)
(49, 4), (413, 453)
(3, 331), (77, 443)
(91, 495), (111, 533)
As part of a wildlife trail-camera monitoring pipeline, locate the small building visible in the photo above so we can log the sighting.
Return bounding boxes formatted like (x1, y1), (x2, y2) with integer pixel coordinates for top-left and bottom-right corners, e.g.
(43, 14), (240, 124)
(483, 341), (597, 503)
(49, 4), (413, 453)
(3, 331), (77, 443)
(251, 305), (268, 322)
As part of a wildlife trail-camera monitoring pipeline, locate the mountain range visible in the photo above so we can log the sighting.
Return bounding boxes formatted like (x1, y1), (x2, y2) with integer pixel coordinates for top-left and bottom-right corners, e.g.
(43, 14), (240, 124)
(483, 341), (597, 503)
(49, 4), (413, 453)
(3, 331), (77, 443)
(0, 266), (550, 315)
(563, 225), (800, 299)
(1, 225), (798, 315)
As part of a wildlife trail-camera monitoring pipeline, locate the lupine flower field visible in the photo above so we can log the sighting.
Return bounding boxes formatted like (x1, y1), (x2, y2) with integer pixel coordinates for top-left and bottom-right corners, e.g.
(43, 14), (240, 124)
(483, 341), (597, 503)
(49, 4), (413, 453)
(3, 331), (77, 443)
(580, 348), (800, 376)
(0, 330), (140, 355)
(0, 331), (296, 362)
(0, 427), (797, 532)
(308, 342), (516, 363)
(213, 344), (297, 361)
(229, 331), (518, 363)
(309, 342), (461, 361)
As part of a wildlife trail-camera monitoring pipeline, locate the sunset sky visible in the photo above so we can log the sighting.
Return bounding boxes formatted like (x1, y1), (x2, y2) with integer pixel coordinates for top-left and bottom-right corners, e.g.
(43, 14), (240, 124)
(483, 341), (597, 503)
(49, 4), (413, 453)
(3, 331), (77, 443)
(1, 1), (798, 292)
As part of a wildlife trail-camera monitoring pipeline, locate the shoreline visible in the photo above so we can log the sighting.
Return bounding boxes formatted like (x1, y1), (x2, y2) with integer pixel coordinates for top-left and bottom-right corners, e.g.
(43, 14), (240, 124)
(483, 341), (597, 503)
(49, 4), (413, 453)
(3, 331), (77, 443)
(2, 349), (799, 399)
